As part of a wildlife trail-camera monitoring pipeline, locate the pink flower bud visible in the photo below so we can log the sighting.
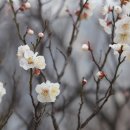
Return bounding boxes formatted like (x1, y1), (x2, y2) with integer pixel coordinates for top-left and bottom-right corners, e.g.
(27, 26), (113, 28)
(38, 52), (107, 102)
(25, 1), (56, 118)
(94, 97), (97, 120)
(24, 2), (31, 9)
(27, 29), (34, 35)
(19, 2), (31, 11)
(34, 69), (41, 76)
(82, 44), (89, 51)
(38, 32), (44, 38)
(96, 71), (105, 79)
(82, 78), (87, 86)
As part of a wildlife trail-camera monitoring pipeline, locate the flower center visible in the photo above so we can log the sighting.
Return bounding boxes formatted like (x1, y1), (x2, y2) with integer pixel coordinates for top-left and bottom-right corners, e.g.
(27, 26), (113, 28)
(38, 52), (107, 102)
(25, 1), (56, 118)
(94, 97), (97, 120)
(122, 24), (129, 30)
(120, 33), (129, 42)
(27, 57), (34, 64)
(41, 89), (49, 97)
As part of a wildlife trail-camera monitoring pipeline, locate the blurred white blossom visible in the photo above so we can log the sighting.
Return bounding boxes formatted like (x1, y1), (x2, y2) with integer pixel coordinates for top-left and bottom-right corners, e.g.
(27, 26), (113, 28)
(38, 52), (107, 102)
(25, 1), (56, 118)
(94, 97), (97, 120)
(114, 16), (130, 44)
(109, 43), (130, 59)
(99, 19), (112, 34)
(75, 1), (96, 20)
(0, 82), (6, 103)
(123, 2), (130, 15)
(115, 17), (130, 33)
(115, 91), (125, 106)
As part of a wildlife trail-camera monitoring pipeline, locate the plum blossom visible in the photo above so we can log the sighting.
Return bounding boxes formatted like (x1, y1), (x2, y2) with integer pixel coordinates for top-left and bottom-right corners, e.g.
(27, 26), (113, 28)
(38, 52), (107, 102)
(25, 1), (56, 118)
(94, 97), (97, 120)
(114, 32), (130, 44)
(101, 0), (120, 15)
(35, 80), (60, 103)
(75, 1), (96, 20)
(101, 5), (109, 15)
(99, 19), (112, 34)
(114, 16), (130, 44)
(123, 2), (130, 15)
(109, 43), (130, 59)
(115, 17), (130, 33)
(17, 45), (46, 70)
(0, 82), (6, 103)
(109, 43), (124, 54)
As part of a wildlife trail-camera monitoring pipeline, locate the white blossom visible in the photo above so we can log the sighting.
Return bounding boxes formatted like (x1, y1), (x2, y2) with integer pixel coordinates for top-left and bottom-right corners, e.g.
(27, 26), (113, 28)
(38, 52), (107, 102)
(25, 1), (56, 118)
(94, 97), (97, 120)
(109, 43), (123, 53)
(99, 19), (112, 34)
(101, 5), (109, 15)
(35, 80), (60, 103)
(17, 46), (46, 70)
(33, 56), (46, 70)
(0, 82), (6, 103)
(76, 1), (96, 20)
(114, 32), (130, 44)
(123, 2), (130, 15)
(115, 17), (130, 33)
(109, 43), (130, 59)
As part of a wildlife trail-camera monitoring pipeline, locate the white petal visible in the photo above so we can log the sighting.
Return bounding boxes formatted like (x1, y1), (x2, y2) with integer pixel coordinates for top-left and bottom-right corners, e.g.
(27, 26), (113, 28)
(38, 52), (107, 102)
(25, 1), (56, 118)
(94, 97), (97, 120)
(37, 95), (52, 103)
(24, 50), (34, 59)
(35, 85), (42, 93)
(34, 56), (46, 69)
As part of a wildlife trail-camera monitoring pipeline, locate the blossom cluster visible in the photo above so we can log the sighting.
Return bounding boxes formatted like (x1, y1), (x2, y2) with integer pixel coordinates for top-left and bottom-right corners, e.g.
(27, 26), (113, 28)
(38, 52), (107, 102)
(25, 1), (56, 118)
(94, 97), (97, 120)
(98, 1), (130, 59)
(17, 44), (60, 103)
(15, 1), (61, 104)
(99, 1), (130, 35)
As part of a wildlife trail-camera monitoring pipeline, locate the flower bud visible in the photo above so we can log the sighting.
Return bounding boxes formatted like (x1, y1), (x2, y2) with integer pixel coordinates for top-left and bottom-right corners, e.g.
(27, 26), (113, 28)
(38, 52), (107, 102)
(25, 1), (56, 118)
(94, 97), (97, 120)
(96, 71), (105, 79)
(38, 32), (44, 38)
(27, 29), (34, 35)
(114, 6), (122, 14)
(24, 2), (31, 9)
(82, 44), (89, 51)
(82, 78), (87, 86)
(34, 69), (41, 76)
(19, 2), (31, 11)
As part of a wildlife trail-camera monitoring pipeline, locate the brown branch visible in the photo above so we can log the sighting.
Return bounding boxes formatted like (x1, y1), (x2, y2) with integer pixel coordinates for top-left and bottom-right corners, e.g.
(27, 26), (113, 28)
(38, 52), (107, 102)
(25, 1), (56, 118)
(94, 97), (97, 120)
(51, 103), (59, 130)
(77, 81), (85, 130)
(9, 0), (27, 45)
(80, 51), (126, 129)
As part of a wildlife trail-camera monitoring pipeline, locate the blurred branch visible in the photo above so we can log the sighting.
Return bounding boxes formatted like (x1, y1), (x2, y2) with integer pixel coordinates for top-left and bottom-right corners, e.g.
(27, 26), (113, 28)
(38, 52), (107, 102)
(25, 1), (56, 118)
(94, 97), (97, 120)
(9, 0), (27, 45)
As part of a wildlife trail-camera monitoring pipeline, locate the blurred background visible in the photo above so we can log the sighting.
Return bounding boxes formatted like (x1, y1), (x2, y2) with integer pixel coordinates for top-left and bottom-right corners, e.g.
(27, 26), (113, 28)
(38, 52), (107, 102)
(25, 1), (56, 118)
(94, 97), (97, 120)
(0, 0), (130, 130)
